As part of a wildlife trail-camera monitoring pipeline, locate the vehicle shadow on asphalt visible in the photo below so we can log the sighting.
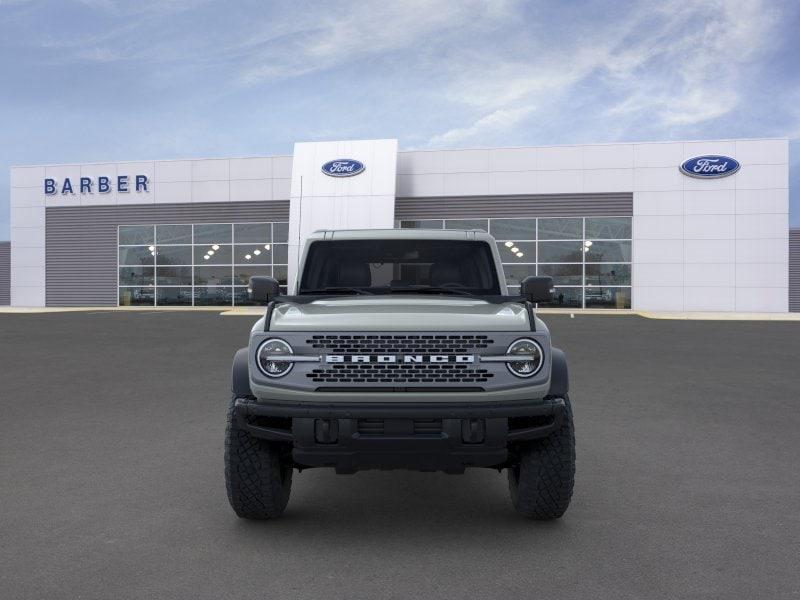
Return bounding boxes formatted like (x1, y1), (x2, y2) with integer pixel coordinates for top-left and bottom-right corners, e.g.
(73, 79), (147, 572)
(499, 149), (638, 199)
(224, 468), (573, 540)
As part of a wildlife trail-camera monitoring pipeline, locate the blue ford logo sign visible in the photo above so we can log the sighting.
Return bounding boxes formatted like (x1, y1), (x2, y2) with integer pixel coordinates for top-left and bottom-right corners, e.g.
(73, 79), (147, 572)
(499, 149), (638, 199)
(321, 159), (365, 177)
(680, 155), (740, 178)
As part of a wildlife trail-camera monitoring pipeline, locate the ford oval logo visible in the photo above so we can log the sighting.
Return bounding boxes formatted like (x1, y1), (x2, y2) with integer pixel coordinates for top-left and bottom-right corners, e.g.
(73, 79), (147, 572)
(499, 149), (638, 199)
(321, 159), (365, 177)
(680, 155), (740, 179)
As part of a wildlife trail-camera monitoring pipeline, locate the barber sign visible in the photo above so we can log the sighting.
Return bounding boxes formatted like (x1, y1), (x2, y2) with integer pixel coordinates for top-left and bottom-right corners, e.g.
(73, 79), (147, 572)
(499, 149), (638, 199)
(321, 159), (365, 177)
(680, 155), (740, 179)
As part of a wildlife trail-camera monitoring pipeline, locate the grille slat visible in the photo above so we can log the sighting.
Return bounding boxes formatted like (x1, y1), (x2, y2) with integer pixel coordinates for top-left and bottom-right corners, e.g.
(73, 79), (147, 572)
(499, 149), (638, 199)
(307, 334), (493, 354)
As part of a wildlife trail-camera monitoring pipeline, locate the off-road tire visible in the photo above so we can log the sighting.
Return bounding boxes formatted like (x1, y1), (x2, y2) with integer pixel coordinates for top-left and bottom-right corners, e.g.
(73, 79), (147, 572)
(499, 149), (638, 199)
(225, 396), (292, 519)
(508, 395), (575, 519)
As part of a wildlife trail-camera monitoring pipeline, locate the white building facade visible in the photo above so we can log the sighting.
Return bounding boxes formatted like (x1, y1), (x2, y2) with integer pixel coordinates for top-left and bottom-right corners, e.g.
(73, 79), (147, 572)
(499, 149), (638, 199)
(7, 137), (791, 312)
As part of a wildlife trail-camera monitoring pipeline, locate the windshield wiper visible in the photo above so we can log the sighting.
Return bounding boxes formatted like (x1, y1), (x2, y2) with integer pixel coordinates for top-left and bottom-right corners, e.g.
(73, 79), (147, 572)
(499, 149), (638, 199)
(390, 285), (477, 297)
(299, 286), (374, 295)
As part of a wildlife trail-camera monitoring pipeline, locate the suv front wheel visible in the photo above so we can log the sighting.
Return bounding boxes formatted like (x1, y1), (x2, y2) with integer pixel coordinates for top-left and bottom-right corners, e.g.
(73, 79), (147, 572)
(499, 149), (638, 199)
(224, 396), (292, 519)
(508, 395), (576, 519)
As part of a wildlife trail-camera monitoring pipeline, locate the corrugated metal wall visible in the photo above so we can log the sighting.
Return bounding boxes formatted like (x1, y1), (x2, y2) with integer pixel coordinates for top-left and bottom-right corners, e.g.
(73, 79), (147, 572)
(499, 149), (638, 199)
(790, 228), (800, 313)
(45, 201), (290, 307)
(395, 193), (633, 219)
(0, 242), (10, 306)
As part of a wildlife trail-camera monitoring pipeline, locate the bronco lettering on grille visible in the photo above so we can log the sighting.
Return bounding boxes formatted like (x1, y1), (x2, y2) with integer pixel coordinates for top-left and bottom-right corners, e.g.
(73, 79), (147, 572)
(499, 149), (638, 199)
(325, 355), (475, 364)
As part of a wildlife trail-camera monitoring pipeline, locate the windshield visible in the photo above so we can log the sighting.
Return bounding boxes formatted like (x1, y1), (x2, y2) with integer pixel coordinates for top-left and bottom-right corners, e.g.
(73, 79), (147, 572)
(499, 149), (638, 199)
(299, 239), (501, 295)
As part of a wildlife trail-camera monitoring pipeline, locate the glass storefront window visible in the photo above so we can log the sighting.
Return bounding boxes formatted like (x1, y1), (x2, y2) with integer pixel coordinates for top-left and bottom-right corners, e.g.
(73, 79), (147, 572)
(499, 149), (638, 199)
(233, 287), (256, 306)
(394, 215), (632, 309)
(119, 222), (288, 306)
(157, 287), (192, 306)
(194, 223), (231, 244)
(444, 219), (488, 231)
(119, 246), (154, 266)
(156, 224), (192, 244)
(234, 223), (270, 243)
(119, 225), (153, 245)
(539, 287), (582, 308)
(119, 286), (154, 306)
(585, 263), (631, 286)
(538, 241), (584, 263)
(490, 218), (536, 241)
(156, 246), (192, 266)
(119, 267), (154, 286)
(194, 286), (233, 306)
(585, 287), (631, 309)
(584, 240), (631, 262)
(194, 244), (232, 265)
(538, 218), (582, 240)
(273, 265), (288, 290)
(585, 217), (632, 239)
(496, 241), (536, 263)
(273, 222), (289, 242)
(503, 264), (537, 288)
(234, 265), (272, 285)
(194, 265), (233, 286)
(273, 244), (288, 264)
(400, 219), (444, 229)
(119, 217), (630, 308)
(538, 264), (582, 285)
(233, 244), (271, 264)
(156, 266), (192, 285)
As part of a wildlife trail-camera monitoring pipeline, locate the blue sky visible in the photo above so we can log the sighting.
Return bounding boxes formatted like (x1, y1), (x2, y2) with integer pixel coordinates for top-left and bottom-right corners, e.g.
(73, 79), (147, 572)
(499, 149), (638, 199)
(1, 0), (799, 237)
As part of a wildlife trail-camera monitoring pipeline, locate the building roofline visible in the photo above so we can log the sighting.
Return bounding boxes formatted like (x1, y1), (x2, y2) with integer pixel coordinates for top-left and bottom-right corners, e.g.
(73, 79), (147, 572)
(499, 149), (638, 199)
(11, 154), (293, 169)
(10, 137), (789, 169)
(397, 137), (790, 153)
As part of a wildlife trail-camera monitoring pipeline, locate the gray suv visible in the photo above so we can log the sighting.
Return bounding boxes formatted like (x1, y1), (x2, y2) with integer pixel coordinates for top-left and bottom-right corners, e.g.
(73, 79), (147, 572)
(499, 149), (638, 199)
(226, 229), (575, 519)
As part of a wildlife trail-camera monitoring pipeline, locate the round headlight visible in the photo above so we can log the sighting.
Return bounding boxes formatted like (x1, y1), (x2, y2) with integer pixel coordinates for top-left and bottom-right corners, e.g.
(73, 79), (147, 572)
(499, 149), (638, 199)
(256, 338), (293, 378)
(506, 338), (544, 378)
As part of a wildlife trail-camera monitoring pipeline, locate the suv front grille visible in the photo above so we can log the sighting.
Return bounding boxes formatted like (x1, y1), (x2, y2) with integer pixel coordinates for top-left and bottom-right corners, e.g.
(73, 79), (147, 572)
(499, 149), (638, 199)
(306, 334), (493, 354)
(307, 363), (493, 384)
(303, 334), (497, 386)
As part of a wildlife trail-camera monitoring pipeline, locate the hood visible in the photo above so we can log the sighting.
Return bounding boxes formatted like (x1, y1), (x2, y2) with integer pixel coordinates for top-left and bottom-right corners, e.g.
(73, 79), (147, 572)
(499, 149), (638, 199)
(268, 296), (530, 332)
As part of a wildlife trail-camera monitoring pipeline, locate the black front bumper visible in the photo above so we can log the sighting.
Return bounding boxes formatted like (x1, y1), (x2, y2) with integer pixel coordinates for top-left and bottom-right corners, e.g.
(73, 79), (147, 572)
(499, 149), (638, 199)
(234, 397), (565, 474)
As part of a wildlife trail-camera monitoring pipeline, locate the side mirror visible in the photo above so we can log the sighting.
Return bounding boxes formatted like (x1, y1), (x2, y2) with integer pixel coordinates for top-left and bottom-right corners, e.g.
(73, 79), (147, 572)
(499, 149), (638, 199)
(520, 276), (554, 303)
(249, 276), (281, 304)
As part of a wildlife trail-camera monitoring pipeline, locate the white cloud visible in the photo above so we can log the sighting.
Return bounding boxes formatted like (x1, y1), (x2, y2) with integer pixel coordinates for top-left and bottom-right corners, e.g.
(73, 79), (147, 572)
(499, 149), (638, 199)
(602, 0), (781, 126)
(428, 105), (536, 146)
(423, 0), (785, 145)
(238, 0), (518, 83)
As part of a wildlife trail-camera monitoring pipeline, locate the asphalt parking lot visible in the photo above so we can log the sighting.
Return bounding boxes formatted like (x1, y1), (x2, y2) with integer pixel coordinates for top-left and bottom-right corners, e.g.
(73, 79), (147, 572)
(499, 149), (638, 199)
(1, 312), (798, 599)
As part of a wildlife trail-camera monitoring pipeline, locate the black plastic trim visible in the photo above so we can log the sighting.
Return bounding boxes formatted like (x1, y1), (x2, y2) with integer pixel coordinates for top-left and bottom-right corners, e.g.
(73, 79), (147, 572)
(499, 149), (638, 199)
(271, 293), (525, 305)
(548, 347), (569, 397)
(263, 300), (277, 332)
(235, 396), (564, 420)
(315, 386), (484, 393)
(525, 300), (536, 331)
(231, 347), (253, 398)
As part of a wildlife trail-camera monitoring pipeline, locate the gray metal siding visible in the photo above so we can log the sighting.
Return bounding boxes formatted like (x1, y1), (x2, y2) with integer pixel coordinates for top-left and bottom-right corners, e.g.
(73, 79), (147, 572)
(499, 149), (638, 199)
(46, 201), (290, 307)
(395, 193), (633, 219)
(790, 228), (800, 313)
(0, 242), (10, 306)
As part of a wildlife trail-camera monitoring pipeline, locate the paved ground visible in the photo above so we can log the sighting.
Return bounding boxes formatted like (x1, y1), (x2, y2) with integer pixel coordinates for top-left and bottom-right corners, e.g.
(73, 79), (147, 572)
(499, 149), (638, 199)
(1, 312), (798, 599)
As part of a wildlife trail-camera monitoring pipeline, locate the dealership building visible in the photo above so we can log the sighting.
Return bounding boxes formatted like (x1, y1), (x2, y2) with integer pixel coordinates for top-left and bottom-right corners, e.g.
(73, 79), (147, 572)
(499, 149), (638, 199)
(4, 137), (797, 312)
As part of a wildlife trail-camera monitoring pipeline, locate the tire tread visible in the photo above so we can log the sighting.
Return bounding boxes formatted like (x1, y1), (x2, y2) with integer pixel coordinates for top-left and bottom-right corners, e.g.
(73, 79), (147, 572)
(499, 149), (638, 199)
(224, 396), (292, 519)
(508, 395), (576, 519)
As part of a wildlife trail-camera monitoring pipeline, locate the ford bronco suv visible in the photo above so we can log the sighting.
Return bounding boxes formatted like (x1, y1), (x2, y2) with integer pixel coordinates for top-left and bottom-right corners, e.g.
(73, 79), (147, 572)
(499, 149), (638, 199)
(225, 229), (575, 519)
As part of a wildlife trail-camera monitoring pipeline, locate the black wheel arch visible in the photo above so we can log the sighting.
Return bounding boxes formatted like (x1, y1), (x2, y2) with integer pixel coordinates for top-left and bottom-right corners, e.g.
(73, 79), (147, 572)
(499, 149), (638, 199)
(548, 347), (569, 397)
(232, 347), (254, 398)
